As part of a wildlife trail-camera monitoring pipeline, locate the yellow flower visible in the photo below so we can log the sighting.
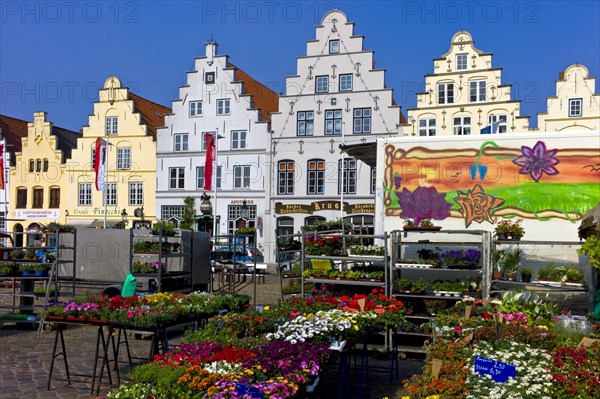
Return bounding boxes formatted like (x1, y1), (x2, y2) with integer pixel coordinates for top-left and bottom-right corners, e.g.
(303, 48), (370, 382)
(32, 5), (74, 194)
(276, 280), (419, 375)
(264, 305), (270, 311)
(426, 395), (440, 399)
(401, 396), (410, 399)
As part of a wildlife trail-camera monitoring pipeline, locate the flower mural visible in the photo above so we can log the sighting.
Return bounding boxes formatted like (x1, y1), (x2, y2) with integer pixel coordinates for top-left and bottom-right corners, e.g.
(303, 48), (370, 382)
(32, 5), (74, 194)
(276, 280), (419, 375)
(454, 184), (505, 227)
(513, 140), (560, 182)
(395, 186), (451, 225)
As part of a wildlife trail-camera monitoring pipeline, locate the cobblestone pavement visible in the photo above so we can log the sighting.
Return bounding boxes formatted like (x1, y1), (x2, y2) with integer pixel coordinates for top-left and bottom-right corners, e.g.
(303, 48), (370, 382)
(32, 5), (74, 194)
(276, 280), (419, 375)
(1, 270), (423, 399)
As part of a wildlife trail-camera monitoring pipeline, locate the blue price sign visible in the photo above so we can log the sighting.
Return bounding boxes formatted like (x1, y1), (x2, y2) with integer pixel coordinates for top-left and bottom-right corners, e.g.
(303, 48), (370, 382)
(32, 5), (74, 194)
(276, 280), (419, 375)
(474, 356), (516, 383)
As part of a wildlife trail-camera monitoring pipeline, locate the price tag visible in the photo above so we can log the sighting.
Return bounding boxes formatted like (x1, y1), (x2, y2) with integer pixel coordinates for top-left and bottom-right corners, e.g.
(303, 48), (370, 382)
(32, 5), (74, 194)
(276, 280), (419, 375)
(431, 358), (443, 380)
(465, 305), (472, 319)
(578, 337), (599, 348)
(474, 356), (516, 383)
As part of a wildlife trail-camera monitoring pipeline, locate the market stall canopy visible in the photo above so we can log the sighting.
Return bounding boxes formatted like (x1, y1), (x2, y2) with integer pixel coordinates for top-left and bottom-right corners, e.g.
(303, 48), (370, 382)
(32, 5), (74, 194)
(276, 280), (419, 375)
(578, 202), (600, 239)
(339, 142), (377, 168)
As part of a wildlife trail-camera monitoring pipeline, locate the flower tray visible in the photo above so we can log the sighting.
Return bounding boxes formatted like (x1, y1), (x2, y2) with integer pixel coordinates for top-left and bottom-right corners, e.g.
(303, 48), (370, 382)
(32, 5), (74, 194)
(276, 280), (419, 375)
(536, 280), (562, 287)
(564, 282), (584, 287)
(403, 226), (442, 231)
(395, 263), (435, 269)
(348, 254), (384, 259)
(433, 291), (461, 297)
(282, 274), (301, 278)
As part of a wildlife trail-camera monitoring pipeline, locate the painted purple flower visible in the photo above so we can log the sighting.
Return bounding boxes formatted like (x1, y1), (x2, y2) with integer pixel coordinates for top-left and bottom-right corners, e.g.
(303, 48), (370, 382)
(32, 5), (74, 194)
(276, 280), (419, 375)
(512, 141), (560, 182)
(395, 186), (451, 224)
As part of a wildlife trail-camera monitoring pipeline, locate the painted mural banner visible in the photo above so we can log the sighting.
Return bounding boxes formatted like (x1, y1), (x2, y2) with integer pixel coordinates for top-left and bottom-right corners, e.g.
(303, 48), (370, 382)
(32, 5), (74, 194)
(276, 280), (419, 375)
(383, 134), (600, 227)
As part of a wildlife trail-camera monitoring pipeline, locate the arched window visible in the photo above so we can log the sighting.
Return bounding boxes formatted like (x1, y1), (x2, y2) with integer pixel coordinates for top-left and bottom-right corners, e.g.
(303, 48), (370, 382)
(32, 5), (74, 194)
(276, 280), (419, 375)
(307, 159), (325, 195)
(277, 160), (295, 195)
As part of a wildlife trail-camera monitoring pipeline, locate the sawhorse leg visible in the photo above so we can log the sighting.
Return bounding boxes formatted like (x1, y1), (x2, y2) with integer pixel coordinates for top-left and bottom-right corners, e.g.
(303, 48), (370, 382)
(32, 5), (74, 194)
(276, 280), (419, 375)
(47, 324), (70, 390)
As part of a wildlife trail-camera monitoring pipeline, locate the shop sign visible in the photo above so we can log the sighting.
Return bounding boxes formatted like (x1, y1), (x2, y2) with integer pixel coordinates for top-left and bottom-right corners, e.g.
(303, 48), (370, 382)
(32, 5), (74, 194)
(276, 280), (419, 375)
(274, 201), (375, 215)
(13, 209), (60, 219)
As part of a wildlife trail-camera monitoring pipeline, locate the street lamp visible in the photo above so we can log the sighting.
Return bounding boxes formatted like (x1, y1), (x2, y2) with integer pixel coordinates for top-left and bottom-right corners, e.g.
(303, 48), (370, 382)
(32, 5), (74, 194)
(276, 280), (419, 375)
(240, 199), (249, 219)
(121, 209), (128, 226)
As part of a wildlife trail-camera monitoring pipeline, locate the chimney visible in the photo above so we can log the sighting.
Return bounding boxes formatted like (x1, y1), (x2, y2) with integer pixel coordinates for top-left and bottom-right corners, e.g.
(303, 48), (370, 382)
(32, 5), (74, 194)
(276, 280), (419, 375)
(206, 36), (218, 66)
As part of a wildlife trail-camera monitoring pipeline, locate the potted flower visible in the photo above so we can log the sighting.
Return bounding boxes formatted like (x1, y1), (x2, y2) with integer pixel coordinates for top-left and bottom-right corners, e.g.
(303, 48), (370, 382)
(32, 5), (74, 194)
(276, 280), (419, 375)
(411, 277), (429, 294)
(45, 252), (57, 263)
(0, 262), (17, 276)
(348, 245), (385, 257)
(151, 221), (177, 236)
(494, 218), (525, 240)
(520, 268), (533, 283)
(43, 222), (75, 233)
(501, 247), (522, 280)
(492, 249), (506, 279)
(18, 263), (36, 276)
(538, 263), (559, 284)
(559, 265), (585, 286)
(32, 263), (50, 277)
(395, 278), (413, 293)
(11, 249), (25, 260)
(23, 248), (39, 261)
(403, 219), (442, 231)
(236, 226), (256, 235)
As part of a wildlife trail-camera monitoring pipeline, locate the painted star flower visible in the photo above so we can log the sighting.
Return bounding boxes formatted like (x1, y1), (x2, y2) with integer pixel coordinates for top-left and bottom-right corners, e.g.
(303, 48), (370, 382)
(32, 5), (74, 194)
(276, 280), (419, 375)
(454, 184), (505, 227)
(395, 186), (451, 225)
(512, 140), (560, 182)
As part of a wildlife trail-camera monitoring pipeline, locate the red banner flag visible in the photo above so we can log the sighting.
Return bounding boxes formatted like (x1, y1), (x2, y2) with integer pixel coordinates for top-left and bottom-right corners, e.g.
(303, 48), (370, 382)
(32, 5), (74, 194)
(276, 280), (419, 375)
(94, 137), (107, 191)
(203, 133), (215, 190)
(0, 145), (4, 190)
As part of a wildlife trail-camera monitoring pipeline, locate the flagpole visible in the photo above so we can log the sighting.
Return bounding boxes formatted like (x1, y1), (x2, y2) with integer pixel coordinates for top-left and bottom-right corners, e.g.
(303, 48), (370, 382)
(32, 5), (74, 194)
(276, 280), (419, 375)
(212, 128), (218, 243)
(103, 135), (109, 229)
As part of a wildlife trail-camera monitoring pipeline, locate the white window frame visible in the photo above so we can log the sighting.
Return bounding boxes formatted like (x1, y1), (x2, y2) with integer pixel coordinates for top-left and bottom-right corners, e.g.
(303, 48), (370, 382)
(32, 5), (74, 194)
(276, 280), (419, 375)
(90, 148), (96, 170)
(453, 116), (472, 135)
(105, 116), (118, 135)
(456, 53), (468, 71)
(418, 118), (436, 136)
(231, 130), (247, 149)
(169, 167), (185, 189)
(278, 160), (294, 195)
(488, 114), (508, 133)
(216, 99), (231, 115)
(307, 159), (325, 195)
(197, 165), (222, 189)
(470, 80), (487, 102)
(189, 101), (202, 117)
(233, 165), (251, 189)
(297, 111), (314, 136)
(78, 183), (92, 206)
(438, 83), (454, 104)
(128, 182), (143, 206)
(174, 133), (189, 152)
(569, 98), (582, 117)
(315, 76), (329, 93)
(329, 39), (340, 54)
(370, 167), (377, 194)
(116, 147), (131, 170)
(338, 158), (357, 194)
(339, 74), (353, 92)
(103, 183), (117, 206)
(325, 109), (342, 135)
(353, 108), (371, 134)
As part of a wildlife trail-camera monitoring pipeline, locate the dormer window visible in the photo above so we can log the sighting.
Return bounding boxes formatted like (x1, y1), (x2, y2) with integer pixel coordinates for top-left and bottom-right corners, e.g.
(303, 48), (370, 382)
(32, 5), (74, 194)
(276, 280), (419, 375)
(205, 72), (215, 84)
(569, 98), (582, 117)
(105, 116), (118, 135)
(329, 40), (340, 54)
(456, 53), (468, 70)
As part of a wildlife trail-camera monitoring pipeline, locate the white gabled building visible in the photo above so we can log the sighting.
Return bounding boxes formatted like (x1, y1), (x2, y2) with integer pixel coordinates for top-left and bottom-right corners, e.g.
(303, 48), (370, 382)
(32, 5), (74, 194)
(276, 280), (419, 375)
(156, 41), (278, 256)
(405, 31), (530, 136)
(268, 10), (404, 247)
(537, 64), (600, 132)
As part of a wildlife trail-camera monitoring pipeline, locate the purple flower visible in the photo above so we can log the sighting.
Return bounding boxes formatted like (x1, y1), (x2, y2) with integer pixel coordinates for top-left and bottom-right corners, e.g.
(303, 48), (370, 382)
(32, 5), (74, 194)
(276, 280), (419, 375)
(395, 186), (451, 225)
(512, 140), (560, 182)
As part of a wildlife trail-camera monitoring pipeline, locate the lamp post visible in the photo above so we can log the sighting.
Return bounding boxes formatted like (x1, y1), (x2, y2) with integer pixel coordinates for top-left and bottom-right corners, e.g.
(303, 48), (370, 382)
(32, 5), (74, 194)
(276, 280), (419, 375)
(121, 209), (128, 227)
(240, 199), (249, 220)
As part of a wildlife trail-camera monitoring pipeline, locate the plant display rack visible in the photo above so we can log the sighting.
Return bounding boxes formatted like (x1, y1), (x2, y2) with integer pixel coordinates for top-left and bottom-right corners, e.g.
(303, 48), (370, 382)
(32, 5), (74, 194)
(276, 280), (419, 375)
(276, 232), (303, 299)
(0, 230), (76, 327)
(390, 229), (492, 354)
(491, 239), (592, 313)
(299, 229), (392, 297)
(129, 229), (192, 293)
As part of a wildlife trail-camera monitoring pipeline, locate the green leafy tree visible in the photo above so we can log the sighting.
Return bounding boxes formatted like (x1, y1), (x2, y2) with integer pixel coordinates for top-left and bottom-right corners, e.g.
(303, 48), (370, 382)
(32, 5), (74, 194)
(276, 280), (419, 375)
(180, 196), (196, 230)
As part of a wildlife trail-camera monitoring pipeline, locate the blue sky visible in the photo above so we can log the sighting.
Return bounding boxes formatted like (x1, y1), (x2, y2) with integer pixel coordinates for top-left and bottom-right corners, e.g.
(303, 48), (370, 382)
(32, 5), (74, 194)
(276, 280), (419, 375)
(1, 1), (599, 131)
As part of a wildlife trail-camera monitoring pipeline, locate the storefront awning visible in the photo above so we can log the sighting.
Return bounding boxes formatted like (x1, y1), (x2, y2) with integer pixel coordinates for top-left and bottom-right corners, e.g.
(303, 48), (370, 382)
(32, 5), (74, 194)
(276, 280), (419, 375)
(88, 219), (124, 229)
(339, 142), (377, 167)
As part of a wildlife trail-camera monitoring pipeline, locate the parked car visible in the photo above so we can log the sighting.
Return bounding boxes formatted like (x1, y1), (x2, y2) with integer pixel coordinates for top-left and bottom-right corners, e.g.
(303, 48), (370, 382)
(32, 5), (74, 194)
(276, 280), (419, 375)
(277, 250), (301, 273)
(211, 245), (264, 267)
